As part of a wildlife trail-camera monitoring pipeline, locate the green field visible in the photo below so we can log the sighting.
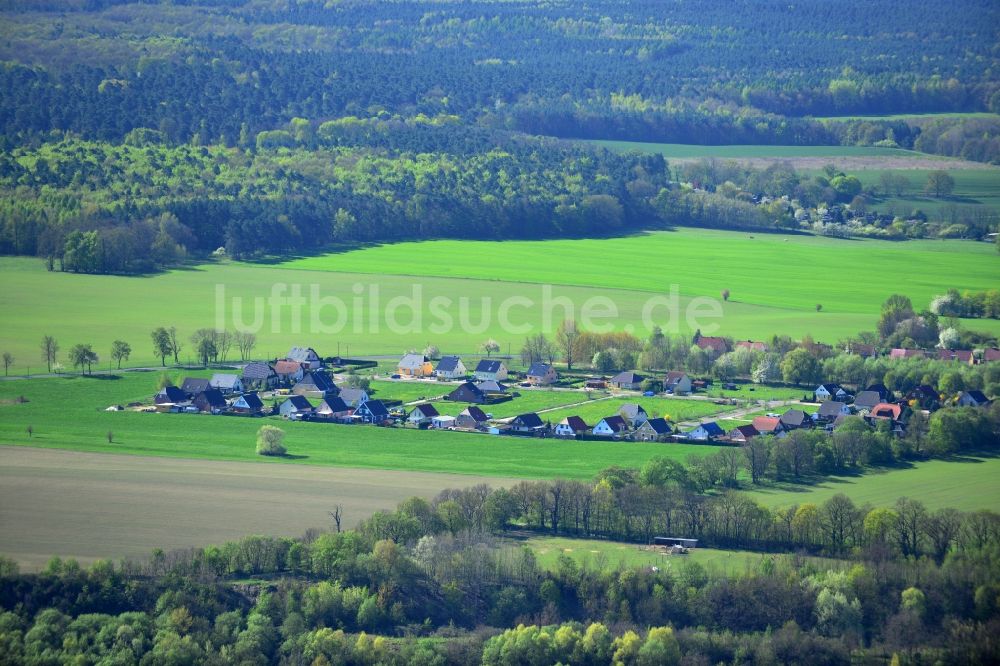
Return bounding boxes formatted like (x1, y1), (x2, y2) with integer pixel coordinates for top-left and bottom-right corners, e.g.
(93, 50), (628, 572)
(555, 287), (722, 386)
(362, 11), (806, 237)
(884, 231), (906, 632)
(846, 168), (1000, 215)
(814, 112), (1000, 122)
(585, 141), (921, 159)
(751, 456), (1000, 512)
(2, 228), (998, 371)
(537, 396), (729, 427)
(0, 373), (724, 480)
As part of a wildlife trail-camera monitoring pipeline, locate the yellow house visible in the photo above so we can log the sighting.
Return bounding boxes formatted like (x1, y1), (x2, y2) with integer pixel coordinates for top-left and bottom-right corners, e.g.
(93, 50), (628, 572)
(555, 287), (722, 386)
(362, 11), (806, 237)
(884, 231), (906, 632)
(398, 353), (434, 377)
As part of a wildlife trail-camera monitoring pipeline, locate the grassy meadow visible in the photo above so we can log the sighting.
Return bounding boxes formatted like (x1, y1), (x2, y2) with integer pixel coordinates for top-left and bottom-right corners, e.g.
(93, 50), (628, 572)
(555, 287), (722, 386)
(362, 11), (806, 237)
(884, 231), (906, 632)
(585, 141), (921, 159)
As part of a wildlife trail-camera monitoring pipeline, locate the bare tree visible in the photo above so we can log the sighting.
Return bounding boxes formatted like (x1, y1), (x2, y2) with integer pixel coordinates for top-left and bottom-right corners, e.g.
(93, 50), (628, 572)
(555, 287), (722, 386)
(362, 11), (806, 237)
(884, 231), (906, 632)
(520, 333), (556, 366)
(40, 335), (59, 373)
(329, 505), (343, 533)
(2, 352), (13, 376)
(167, 326), (181, 364)
(217, 330), (235, 362)
(236, 331), (257, 361)
(555, 319), (580, 370)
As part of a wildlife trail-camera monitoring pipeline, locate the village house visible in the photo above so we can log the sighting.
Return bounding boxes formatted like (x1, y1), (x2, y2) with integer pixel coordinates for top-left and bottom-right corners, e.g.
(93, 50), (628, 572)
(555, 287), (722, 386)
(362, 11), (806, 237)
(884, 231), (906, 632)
(241, 361), (279, 390)
(865, 384), (893, 401)
(279, 395), (314, 418)
(751, 416), (785, 437)
(609, 371), (646, 390)
(663, 371), (692, 395)
(338, 387), (370, 408)
(869, 402), (904, 421)
(735, 340), (768, 352)
(447, 382), (488, 404)
(814, 383), (849, 402)
(694, 334), (730, 355)
(618, 403), (649, 427)
(455, 406), (489, 430)
(316, 396), (351, 419)
(728, 424), (759, 443)
(632, 417), (672, 442)
(555, 416), (590, 438)
(398, 354), (434, 377)
(293, 370), (337, 396)
(155, 385), (188, 405)
(287, 346), (323, 370)
(210, 373), (244, 395)
(526, 362), (558, 385)
(686, 421), (724, 441)
(474, 359), (508, 382)
(355, 399), (390, 424)
(957, 390), (991, 407)
(407, 403), (440, 426)
(273, 360), (306, 385)
(890, 348), (925, 360)
(983, 348), (1000, 363)
(193, 388), (227, 413)
(584, 377), (608, 390)
(906, 385), (940, 409)
(434, 355), (467, 380)
(845, 342), (877, 358)
(937, 349), (974, 364)
(432, 415), (457, 429)
(510, 412), (546, 435)
(475, 380), (508, 396)
(231, 392), (265, 415)
(853, 390), (884, 413)
(779, 409), (812, 430)
(593, 415), (630, 438)
(815, 401), (852, 422)
(180, 377), (211, 398)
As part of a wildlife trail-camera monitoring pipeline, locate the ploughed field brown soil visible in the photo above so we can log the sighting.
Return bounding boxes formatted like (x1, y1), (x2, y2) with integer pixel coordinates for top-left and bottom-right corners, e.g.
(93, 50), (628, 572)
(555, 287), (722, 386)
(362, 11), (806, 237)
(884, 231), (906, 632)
(0, 446), (516, 570)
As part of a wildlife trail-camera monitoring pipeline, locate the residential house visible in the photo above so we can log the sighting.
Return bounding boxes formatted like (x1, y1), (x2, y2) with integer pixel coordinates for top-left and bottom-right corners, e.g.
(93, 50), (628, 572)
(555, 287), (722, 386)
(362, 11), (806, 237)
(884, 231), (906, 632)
(632, 417), (672, 442)
(983, 348), (1000, 363)
(687, 422), (724, 441)
(555, 416), (590, 438)
(663, 371), (692, 395)
(193, 389), (227, 413)
(694, 334), (730, 355)
(180, 377), (211, 398)
(735, 340), (769, 352)
(751, 416), (785, 437)
(155, 386), (188, 405)
(293, 370), (337, 396)
(274, 360), (306, 385)
(584, 377), (608, 390)
(845, 343), (876, 358)
(853, 391), (884, 413)
(287, 347), (323, 370)
(957, 390), (991, 407)
(906, 385), (940, 409)
(728, 424), (759, 443)
(474, 359), (508, 381)
(618, 403), (649, 427)
(355, 399), (390, 424)
(937, 349), (974, 364)
(432, 415), (457, 429)
(814, 383), (849, 402)
(890, 348), (924, 360)
(231, 392), (265, 415)
(526, 362), (558, 385)
(475, 380), (508, 395)
(398, 354), (434, 377)
(338, 388), (370, 408)
(510, 413), (547, 435)
(609, 371), (646, 390)
(865, 384), (892, 401)
(816, 401), (851, 422)
(434, 355), (467, 380)
(593, 415), (630, 438)
(279, 395), (314, 418)
(447, 382), (487, 404)
(407, 403), (440, 426)
(316, 396), (351, 419)
(869, 402), (903, 421)
(241, 361), (279, 390)
(455, 406), (489, 430)
(210, 373), (244, 395)
(779, 409), (812, 430)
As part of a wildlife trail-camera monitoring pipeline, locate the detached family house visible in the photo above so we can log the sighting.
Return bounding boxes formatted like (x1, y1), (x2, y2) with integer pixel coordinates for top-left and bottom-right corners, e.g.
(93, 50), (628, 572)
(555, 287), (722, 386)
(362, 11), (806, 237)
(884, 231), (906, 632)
(816, 401), (851, 422)
(398, 354), (434, 377)
(434, 356), (467, 380)
(814, 384), (849, 402)
(155, 386), (188, 405)
(511, 413), (547, 435)
(242, 362), (279, 390)
(474, 359), (508, 382)
(210, 373), (244, 395)
(193, 389), (227, 413)
(610, 371), (645, 390)
(338, 388), (369, 408)
(618, 404), (648, 427)
(274, 360), (306, 385)
(687, 422), (724, 441)
(632, 417), (672, 442)
(751, 416), (785, 437)
(279, 395), (314, 418)
(853, 391), (884, 413)
(526, 362), (558, 385)
(180, 377), (211, 398)
(316, 396), (351, 419)
(555, 416), (590, 438)
(293, 370), (337, 396)
(355, 399), (390, 424)
(779, 409), (812, 430)
(663, 371), (692, 395)
(287, 347), (323, 370)
(231, 392), (265, 415)
(448, 382), (488, 404)
(728, 424), (759, 443)
(407, 403), (440, 426)
(455, 406), (489, 430)
(593, 415), (630, 438)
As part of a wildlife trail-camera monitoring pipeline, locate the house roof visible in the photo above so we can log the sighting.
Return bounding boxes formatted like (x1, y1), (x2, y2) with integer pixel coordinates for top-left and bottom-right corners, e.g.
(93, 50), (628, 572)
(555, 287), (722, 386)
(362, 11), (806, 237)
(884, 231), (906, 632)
(242, 361), (276, 380)
(236, 392), (264, 410)
(695, 336), (729, 353)
(283, 395), (313, 410)
(436, 355), (464, 373)
(339, 388), (369, 404)
(560, 415), (589, 431)
(460, 406), (488, 422)
(779, 409), (809, 427)
(730, 424), (759, 439)
(752, 416), (782, 433)
(847, 343), (876, 357)
(960, 390), (990, 405)
(274, 360), (305, 376)
(890, 348), (924, 359)
(865, 384), (891, 399)
(399, 353), (430, 369)
(642, 417), (672, 435)
(736, 340), (768, 352)
(513, 412), (544, 428)
(938, 349), (974, 362)
(296, 370), (336, 392)
(908, 385), (938, 400)
(411, 402), (440, 418)
(475, 380), (508, 393)
(358, 399), (389, 417)
(984, 348), (1000, 362)
(871, 402), (902, 420)
(180, 377), (210, 395)
(598, 415), (629, 432)
(475, 359), (506, 373)
(817, 401), (848, 417)
(450, 382), (486, 401)
(210, 373), (241, 389)
(287, 347), (320, 363)
(618, 403), (647, 419)
(156, 386), (187, 403)
(527, 362), (554, 377)
(611, 371), (645, 384)
(319, 396), (350, 413)
(816, 383), (842, 394)
(663, 371), (688, 385)
(853, 391), (882, 409)
(695, 421), (724, 436)
(195, 388), (227, 407)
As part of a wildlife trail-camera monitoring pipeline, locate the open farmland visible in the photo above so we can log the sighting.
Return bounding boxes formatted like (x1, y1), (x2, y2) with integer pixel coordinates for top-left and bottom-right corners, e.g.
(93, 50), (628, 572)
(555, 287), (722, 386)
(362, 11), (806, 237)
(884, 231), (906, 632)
(0, 447), (519, 571)
(2, 229), (998, 372)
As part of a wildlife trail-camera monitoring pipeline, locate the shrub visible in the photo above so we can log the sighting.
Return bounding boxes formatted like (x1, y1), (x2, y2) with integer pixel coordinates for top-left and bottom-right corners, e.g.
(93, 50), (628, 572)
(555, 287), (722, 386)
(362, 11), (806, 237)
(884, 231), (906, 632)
(256, 425), (287, 456)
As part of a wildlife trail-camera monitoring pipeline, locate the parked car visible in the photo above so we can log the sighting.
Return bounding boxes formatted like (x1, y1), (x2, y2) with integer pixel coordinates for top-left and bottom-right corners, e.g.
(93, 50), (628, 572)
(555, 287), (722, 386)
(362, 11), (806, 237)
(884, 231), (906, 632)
(391, 374), (401, 379)
(643, 390), (655, 397)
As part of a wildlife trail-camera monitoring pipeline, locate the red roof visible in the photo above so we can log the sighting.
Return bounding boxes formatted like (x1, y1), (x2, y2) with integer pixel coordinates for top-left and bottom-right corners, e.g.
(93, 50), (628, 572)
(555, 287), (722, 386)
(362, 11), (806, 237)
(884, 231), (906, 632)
(984, 348), (1000, 362)
(736, 340), (768, 352)
(751, 416), (782, 433)
(890, 348), (924, 359)
(871, 403), (902, 420)
(848, 343), (876, 357)
(696, 336), (730, 353)
(274, 360), (305, 375)
(729, 424), (759, 440)
(938, 349), (974, 362)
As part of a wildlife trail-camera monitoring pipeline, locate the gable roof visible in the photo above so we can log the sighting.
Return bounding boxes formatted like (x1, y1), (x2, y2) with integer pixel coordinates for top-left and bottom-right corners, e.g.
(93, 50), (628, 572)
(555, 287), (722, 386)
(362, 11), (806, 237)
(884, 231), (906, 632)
(735, 340), (768, 352)
(282, 395), (313, 410)
(695, 421), (724, 436)
(618, 403), (648, 419)
(527, 362), (554, 377)
(817, 401), (848, 417)
(960, 390), (990, 405)
(210, 373), (241, 389)
(450, 382), (487, 401)
(436, 355), (463, 372)
(296, 370), (336, 393)
(513, 412), (544, 428)
(730, 424), (759, 439)
(411, 402), (440, 418)
(318, 396), (350, 413)
(242, 361), (276, 380)
(475, 359), (505, 373)
(641, 417), (672, 435)
(475, 380), (508, 393)
(865, 384), (891, 399)
(460, 406), (488, 422)
(597, 415), (629, 432)
(890, 348), (924, 359)
(752, 416), (782, 433)
(339, 387), (369, 404)
(287, 347), (320, 363)
(156, 386), (188, 403)
(357, 399), (389, 418)
(937, 349), (974, 362)
(180, 377), (210, 395)
(195, 388), (227, 408)
(695, 336), (729, 353)
(779, 409), (809, 427)
(235, 392), (264, 410)
(816, 383), (842, 394)
(561, 415), (589, 431)
(663, 371), (689, 385)
(853, 391), (883, 409)
(984, 348), (1000, 362)
(611, 371), (645, 384)
(871, 402), (902, 420)
(399, 353), (430, 369)
(274, 360), (305, 376)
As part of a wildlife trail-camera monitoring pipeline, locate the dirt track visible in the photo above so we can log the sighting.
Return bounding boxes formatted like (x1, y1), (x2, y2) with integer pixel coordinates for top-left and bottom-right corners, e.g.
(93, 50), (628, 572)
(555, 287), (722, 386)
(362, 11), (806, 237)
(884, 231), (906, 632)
(0, 446), (515, 570)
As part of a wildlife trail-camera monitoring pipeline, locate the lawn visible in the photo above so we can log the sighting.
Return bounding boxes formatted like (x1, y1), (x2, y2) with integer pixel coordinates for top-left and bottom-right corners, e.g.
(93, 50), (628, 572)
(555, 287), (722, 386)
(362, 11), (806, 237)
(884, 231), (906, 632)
(583, 141), (920, 159)
(539, 396), (730, 427)
(0, 373), (725, 480)
(430, 389), (598, 419)
(751, 455), (1000, 512)
(2, 229), (998, 371)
